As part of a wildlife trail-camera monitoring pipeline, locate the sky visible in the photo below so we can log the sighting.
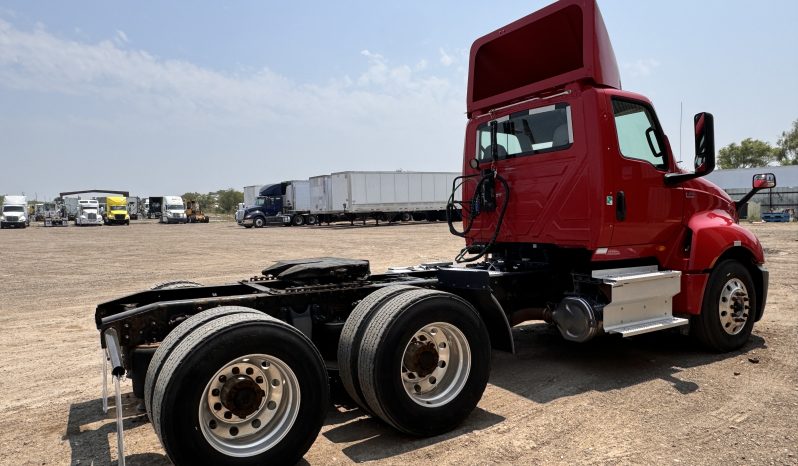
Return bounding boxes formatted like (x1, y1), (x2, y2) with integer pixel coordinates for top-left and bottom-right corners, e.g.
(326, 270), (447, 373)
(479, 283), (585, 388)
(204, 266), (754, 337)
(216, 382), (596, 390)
(1, 1), (797, 200)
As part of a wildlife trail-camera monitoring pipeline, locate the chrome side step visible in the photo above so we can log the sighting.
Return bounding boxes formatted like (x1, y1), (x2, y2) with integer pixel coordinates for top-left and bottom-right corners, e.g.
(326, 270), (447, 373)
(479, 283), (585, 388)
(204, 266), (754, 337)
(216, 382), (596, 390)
(604, 316), (688, 337)
(592, 266), (687, 338)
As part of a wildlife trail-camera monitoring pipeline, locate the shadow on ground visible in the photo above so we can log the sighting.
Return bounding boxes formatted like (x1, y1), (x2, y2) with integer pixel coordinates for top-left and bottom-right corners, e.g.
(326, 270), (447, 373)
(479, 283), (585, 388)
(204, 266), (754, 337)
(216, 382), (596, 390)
(64, 394), (169, 466)
(491, 323), (766, 403)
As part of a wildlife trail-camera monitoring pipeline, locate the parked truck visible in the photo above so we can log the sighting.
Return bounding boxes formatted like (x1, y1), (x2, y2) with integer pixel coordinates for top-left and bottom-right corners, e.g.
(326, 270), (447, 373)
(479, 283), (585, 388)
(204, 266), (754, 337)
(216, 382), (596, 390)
(1, 195), (29, 228)
(146, 196), (163, 219)
(128, 197), (140, 220)
(96, 1), (775, 464)
(160, 196), (187, 224)
(238, 181), (315, 228)
(311, 171), (460, 224)
(75, 199), (103, 226)
(63, 197), (79, 221)
(104, 196), (130, 225)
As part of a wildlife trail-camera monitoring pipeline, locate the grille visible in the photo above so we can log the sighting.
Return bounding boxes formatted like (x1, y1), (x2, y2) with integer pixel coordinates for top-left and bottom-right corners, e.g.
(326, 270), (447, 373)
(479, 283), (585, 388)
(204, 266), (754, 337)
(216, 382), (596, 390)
(88, 213), (97, 220)
(6, 216), (19, 222)
(115, 214), (126, 220)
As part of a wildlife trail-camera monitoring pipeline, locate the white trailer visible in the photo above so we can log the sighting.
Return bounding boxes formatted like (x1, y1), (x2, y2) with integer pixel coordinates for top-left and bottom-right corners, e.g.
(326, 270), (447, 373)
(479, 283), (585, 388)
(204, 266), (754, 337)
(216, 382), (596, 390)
(63, 197), (80, 220)
(243, 185), (262, 208)
(309, 175), (333, 214)
(311, 171), (460, 224)
(284, 180), (310, 213)
(75, 199), (103, 226)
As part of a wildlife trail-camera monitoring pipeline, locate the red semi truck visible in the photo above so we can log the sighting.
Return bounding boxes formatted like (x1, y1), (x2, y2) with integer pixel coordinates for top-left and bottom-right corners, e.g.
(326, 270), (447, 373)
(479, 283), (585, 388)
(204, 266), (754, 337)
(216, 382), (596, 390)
(96, 1), (776, 464)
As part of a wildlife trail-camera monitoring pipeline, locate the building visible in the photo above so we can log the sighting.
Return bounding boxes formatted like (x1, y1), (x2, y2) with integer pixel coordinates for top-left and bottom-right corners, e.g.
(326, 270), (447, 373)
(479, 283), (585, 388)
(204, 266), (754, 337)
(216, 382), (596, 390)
(705, 166), (798, 219)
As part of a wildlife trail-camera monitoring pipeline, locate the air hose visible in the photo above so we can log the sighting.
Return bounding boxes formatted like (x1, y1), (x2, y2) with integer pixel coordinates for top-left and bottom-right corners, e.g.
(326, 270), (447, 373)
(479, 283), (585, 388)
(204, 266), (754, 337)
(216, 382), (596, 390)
(446, 169), (510, 263)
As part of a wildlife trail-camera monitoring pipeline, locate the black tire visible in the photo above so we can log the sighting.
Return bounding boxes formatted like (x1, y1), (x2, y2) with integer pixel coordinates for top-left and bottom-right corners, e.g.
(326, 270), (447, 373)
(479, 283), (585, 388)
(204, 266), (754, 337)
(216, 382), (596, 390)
(412, 212), (426, 221)
(692, 259), (757, 352)
(338, 285), (419, 411)
(291, 214), (305, 226)
(400, 212), (412, 222)
(152, 313), (328, 465)
(150, 280), (202, 290)
(143, 306), (261, 420)
(305, 215), (317, 225)
(253, 217), (265, 228)
(357, 289), (491, 436)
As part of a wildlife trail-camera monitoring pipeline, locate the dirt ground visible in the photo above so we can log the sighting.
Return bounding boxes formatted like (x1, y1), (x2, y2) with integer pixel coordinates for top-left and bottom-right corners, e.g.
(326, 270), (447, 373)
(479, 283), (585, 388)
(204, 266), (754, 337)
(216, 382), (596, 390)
(0, 220), (796, 465)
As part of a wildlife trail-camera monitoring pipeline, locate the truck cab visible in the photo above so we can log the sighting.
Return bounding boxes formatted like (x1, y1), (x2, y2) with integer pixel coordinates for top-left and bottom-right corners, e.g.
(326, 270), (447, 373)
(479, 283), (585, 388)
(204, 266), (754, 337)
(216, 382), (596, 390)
(456, 0), (771, 350)
(104, 196), (130, 225)
(76, 199), (103, 226)
(238, 184), (290, 228)
(160, 196), (187, 224)
(0, 195), (29, 229)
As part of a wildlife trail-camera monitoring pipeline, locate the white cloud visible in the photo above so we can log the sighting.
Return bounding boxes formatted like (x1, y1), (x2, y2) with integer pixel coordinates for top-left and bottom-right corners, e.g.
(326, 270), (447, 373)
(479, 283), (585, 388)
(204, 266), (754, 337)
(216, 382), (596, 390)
(623, 58), (661, 78)
(439, 48), (453, 67)
(115, 29), (128, 44)
(0, 19), (468, 194)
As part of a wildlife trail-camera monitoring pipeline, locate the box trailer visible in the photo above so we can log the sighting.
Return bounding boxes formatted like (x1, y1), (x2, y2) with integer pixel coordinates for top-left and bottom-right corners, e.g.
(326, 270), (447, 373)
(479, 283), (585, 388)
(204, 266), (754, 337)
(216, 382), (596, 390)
(312, 171), (460, 223)
(243, 185), (262, 208)
(238, 181), (316, 227)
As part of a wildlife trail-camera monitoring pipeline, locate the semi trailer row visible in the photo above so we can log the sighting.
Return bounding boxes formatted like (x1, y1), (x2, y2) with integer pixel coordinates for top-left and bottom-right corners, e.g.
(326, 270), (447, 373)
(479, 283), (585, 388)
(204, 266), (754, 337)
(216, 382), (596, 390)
(97, 1), (776, 464)
(237, 171), (461, 227)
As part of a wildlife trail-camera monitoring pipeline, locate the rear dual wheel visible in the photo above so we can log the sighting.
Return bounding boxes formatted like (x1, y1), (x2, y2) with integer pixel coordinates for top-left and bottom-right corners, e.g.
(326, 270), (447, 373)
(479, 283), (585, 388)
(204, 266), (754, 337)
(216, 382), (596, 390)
(148, 308), (328, 465)
(338, 286), (490, 436)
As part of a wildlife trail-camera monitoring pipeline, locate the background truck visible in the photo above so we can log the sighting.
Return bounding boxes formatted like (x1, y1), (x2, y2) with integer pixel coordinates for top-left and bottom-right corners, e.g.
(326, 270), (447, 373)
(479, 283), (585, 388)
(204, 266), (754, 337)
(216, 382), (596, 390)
(127, 197), (140, 220)
(63, 197), (79, 221)
(95, 1), (775, 464)
(238, 180), (315, 227)
(311, 171), (460, 224)
(104, 196), (129, 225)
(75, 199), (103, 226)
(1, 195), (29, 228)
(146, 196), (163, 219)
(160, 196), (187, 224)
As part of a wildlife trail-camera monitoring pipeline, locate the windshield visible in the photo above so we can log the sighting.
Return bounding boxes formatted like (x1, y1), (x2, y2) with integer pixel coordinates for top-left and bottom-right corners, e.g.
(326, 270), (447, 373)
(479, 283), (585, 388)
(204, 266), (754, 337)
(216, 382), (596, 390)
(255, 197), (265, 207)
(166, 204), (184, 210)
(3, 206), (25, 213)
(476, 103), (572, 162)
(110, 205), (126, 211)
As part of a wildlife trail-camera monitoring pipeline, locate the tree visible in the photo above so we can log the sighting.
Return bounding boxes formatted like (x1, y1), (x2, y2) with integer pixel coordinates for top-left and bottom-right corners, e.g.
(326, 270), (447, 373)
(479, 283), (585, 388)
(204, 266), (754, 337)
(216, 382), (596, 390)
(717, 138), (778, 169)
(776, 119), (798, 165)
(216, 189), (243, 213)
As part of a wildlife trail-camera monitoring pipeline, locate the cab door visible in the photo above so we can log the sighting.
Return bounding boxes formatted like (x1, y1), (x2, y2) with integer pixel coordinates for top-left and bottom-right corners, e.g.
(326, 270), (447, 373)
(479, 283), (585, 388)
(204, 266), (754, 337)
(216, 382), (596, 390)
(607, 97), (683, 248)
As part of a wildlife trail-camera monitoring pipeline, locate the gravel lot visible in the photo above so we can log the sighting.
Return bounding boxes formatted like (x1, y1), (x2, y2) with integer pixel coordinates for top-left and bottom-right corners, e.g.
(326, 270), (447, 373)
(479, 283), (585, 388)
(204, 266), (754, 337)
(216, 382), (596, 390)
(0, 220), (795, 465)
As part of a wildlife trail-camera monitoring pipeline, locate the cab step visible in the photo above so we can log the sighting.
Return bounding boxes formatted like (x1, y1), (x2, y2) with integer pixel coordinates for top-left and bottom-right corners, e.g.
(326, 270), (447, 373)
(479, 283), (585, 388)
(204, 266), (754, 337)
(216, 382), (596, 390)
(592, 266), (686, 338)
(604, 316), (688, 337)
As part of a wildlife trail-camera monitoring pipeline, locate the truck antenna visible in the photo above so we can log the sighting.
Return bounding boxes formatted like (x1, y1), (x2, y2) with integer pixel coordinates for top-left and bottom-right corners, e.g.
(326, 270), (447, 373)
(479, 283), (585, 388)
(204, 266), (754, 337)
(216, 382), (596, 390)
(678, 101), (683, 164)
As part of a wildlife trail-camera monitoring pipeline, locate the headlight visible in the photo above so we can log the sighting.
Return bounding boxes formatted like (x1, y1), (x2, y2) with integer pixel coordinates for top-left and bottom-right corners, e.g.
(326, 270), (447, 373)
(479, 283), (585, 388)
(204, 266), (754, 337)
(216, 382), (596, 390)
(244, 213), (252, 218)
(0, 215), (4, 220)
(19, 215), (26, 221)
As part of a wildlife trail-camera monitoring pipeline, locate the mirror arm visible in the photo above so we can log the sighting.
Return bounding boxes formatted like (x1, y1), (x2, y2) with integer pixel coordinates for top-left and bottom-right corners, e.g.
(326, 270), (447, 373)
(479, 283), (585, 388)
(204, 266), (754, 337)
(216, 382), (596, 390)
(664, 171), (702, 186)
(735, 187), (766, 213)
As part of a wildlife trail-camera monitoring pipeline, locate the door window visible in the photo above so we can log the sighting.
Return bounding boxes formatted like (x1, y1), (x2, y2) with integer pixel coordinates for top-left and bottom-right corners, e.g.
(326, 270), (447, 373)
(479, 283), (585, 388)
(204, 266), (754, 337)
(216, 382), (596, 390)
(475, 103), (573, 162)
(612, 99), (668, 170)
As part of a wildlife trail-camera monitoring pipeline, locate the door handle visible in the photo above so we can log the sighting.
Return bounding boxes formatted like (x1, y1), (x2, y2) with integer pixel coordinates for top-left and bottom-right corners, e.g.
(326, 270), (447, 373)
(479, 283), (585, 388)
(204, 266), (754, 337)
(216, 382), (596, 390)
(616, 191), (626, 221)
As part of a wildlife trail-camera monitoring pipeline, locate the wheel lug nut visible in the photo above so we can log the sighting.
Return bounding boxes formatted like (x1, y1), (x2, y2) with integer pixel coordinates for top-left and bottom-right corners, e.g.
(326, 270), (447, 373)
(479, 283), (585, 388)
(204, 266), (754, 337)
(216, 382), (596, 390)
(219, 375), (227, 383)
(246, 367), (254, 375)
(224, 411), (232, 419)
(256, 376), (264, 384)
(232, 367), (240, 375)
(252, 419), (261, 428)
(213, 402), (222, 411)
(212, 388), (220, 396)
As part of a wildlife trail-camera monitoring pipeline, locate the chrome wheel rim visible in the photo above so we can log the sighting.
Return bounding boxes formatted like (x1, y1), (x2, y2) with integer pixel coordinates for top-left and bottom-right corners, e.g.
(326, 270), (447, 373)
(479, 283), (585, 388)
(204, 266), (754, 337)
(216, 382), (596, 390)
(719, 278), (750, 336)
(199, 354), (300, 457)
(400, 322), (471, 407)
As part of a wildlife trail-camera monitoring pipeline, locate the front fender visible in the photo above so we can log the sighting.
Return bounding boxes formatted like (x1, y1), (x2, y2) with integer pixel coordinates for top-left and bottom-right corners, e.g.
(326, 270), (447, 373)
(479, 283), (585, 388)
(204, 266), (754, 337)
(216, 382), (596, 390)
(687, 209), (764, 272)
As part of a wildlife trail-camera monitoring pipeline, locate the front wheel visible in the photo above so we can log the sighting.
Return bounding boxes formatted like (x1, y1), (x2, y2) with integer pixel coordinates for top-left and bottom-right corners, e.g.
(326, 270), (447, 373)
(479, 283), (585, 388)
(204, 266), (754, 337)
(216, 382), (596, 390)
(253, 217), (265, 228)
(357, 289), (491, 436)
(152, 313), (328, 465)
(692, 259), (757, 352)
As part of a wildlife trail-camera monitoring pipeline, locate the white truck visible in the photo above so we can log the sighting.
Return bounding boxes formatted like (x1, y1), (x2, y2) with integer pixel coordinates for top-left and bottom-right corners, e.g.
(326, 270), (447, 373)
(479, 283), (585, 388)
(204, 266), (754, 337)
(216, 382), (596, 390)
(75, 199), (103, 226)
(160, 196), (187, 224)
(1, 195), (29, 229)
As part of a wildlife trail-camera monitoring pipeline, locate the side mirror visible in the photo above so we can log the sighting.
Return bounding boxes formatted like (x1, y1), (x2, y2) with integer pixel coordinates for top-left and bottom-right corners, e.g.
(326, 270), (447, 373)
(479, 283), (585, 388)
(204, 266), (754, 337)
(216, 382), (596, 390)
(693, 112), (715, 176)
(665, 112), (716, 185)
(752, 173), (776, 189)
